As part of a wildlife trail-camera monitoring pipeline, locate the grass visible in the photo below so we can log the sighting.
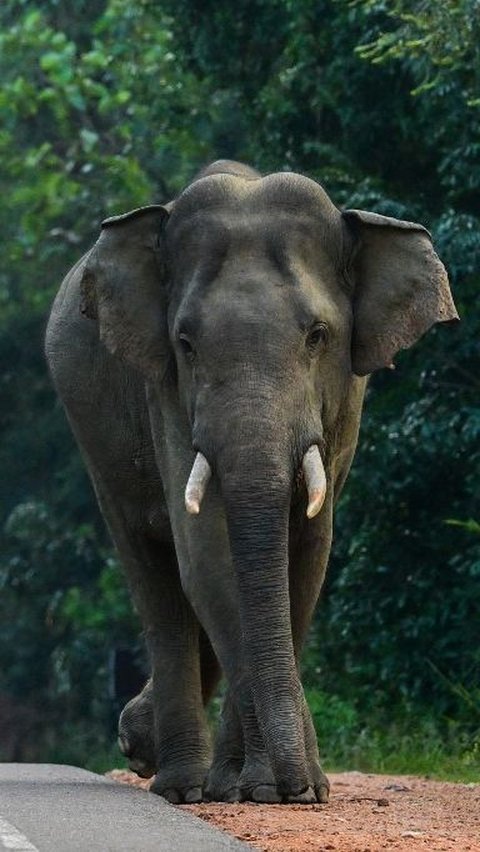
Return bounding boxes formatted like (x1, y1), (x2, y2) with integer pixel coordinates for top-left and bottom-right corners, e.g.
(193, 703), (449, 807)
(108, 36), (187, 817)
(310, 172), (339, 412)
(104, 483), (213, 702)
(325, 726), (480, 783)
(306, 687), (480, 783)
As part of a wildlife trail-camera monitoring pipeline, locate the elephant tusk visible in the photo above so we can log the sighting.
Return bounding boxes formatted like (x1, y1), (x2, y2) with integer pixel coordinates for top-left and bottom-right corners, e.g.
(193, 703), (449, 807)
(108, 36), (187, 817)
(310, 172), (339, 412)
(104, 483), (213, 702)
(185, 452), (212, 515)
(302, 445), (327, 519)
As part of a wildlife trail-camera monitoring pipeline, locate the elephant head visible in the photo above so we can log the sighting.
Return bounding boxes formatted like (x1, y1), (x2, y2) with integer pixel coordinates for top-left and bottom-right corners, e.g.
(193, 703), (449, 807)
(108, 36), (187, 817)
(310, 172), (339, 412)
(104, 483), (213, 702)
(80, 162), (457, 791)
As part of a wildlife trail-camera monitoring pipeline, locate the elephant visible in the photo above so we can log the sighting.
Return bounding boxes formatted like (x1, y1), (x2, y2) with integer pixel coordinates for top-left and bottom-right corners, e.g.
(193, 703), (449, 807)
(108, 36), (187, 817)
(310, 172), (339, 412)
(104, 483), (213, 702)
(45, 159), (458, 804)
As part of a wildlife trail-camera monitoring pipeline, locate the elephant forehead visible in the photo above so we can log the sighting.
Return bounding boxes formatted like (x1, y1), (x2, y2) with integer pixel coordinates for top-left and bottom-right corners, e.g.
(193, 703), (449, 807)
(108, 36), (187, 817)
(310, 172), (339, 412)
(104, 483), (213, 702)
(166, 174), (345, 317)
(167, 211), (342, 318)
(170, 170), (341, 223)
(167, 202), (342, 283)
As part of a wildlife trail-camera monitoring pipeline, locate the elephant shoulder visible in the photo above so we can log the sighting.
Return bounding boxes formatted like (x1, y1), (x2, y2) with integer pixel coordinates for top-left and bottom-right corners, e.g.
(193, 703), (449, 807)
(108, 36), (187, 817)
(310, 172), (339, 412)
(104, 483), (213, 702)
(45, 248), (123, 408)
(46, 250), (97, 361)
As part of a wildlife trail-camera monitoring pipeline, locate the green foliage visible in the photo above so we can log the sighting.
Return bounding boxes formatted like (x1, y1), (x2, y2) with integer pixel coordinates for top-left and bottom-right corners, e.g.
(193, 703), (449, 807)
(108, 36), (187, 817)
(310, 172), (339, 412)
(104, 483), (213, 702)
(306, 687), (480, 782)
(0, 500), (139, 759)
(1, 0), (478, 770)
(446, 519), (480, 536)
(0, 0), (218, 318)
(354, 0), (480, 106)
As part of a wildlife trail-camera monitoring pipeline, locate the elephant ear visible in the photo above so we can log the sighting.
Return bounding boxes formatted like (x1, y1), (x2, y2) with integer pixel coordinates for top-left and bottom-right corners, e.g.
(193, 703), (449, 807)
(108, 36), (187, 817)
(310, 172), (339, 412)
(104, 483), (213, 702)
(342, 209), (459, 376)
(80, 205), (170, 374)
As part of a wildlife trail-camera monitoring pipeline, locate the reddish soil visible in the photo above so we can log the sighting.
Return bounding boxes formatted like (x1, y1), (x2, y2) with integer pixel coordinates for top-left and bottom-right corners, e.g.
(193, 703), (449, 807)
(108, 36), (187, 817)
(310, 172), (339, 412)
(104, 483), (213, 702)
(107, 769), (480, 852)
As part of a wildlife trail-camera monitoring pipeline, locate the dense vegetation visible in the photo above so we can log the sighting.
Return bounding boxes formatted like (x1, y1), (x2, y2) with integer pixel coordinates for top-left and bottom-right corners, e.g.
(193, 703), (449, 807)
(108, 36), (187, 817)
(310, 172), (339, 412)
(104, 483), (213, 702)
(1, 0), (478, 776)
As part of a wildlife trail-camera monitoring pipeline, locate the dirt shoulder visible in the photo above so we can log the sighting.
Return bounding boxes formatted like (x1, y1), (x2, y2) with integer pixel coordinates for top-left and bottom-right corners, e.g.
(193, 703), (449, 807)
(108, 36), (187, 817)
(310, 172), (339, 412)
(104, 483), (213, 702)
(108, 769), (480, 852)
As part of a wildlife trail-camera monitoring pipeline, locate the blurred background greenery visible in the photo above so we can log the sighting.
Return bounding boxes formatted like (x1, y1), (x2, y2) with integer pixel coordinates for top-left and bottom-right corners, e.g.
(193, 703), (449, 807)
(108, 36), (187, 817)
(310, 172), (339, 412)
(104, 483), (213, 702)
(0, 0), (478, 778)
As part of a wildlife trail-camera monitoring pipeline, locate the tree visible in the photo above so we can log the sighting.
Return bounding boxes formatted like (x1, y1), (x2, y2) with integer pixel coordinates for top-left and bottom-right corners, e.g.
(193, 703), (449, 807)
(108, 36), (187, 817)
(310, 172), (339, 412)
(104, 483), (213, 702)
(1, 0), (478, 761)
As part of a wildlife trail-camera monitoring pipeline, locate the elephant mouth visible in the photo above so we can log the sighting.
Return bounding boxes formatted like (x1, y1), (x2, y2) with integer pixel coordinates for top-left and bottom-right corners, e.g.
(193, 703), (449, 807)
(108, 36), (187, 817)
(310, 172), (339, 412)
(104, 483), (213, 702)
(185, 444), (327, 519)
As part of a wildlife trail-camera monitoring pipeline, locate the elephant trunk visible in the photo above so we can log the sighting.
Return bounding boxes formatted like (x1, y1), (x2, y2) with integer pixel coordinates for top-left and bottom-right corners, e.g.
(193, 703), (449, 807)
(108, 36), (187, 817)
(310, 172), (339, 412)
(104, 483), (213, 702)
(218, 445), (310, 795)
(186, 367), (326, 793)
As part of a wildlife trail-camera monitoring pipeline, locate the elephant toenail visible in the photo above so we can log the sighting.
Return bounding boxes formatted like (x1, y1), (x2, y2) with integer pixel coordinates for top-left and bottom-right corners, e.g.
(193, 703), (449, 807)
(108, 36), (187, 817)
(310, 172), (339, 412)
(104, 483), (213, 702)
(184, 786), (203, 803)
(316, 783), (330, 803)
(223, 787), (241, 803)
(161, 788), (182, 804)
(286, 785), (316, 804)
(251, 784), (282, 804)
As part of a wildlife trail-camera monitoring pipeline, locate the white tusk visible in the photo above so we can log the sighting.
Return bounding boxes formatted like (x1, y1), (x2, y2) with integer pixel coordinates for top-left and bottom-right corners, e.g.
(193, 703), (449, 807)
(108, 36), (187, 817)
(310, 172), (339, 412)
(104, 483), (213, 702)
(302, 445), (327, 519)
(185, 452), (212, 515)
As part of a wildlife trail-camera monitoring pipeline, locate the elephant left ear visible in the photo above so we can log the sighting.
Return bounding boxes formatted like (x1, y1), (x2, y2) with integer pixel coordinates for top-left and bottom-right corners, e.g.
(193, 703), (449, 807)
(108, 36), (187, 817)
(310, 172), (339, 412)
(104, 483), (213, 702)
(342, 209), (459, 376)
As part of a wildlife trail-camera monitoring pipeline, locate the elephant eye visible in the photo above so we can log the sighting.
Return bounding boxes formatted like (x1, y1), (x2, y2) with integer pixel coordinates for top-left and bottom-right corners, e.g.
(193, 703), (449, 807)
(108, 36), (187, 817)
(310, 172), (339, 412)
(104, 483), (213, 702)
(306, 322), (329, 355)
(178, 333), (196, 363)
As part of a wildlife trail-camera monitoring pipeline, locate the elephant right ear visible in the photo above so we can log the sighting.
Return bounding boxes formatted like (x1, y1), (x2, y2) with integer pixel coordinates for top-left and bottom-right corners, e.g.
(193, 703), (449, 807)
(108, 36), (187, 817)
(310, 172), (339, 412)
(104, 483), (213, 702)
(80, 205), (170, 374)
(343, 209), (459, 376)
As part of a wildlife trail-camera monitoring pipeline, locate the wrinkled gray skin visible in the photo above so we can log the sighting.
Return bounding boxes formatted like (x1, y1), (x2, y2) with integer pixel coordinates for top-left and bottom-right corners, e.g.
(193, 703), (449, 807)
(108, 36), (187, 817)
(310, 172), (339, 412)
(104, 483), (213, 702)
(46, 161), (458, 804)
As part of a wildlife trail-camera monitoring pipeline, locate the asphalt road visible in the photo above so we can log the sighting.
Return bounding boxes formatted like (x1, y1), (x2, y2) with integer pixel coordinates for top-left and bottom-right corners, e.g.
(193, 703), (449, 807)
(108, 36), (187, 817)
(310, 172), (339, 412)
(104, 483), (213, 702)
(0, 764), (251, 851)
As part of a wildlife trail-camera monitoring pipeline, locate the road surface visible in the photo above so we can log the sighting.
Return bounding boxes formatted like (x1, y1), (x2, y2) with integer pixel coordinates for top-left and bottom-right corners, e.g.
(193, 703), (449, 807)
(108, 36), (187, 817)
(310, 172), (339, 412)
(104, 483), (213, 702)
(0, 764), (251, 851)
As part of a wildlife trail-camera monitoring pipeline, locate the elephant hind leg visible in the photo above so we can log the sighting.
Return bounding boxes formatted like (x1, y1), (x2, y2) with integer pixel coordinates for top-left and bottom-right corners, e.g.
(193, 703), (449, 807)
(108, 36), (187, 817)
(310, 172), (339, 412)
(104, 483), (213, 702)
(88, 481), (211, 801)
(120, 626), (247, 803)
(119, 621), (223, 791)
(118, 679), (155, 778)
(123, 537), (212, 803)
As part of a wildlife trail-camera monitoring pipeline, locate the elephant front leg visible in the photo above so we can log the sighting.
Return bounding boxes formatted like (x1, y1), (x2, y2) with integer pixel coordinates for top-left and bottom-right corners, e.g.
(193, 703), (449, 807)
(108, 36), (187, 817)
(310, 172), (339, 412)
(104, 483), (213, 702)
(204, 689), (245, 802)
(208, 682), (319, 804)
(288, 502), (334, 803)
(119, 627), (223, 790)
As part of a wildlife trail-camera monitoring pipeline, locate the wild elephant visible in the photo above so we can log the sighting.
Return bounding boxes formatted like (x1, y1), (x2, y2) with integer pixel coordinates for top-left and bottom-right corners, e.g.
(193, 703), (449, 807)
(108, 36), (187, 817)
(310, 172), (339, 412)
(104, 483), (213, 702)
(45, 160), (458, 804)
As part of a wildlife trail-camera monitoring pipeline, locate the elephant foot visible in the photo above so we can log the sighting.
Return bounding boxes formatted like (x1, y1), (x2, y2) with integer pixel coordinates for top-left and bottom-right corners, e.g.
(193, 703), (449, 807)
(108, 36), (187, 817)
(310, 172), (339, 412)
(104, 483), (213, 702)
(238, 752), (281, 803)
(118, 683), (156, 778)
(239, 752), (329, 804)
(153, 783), (203, 804)
(247, 782), (323, 805)
(248, 783), (282, 803)
(150, 765), (208, 803)
(204, 757), (243, 802)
